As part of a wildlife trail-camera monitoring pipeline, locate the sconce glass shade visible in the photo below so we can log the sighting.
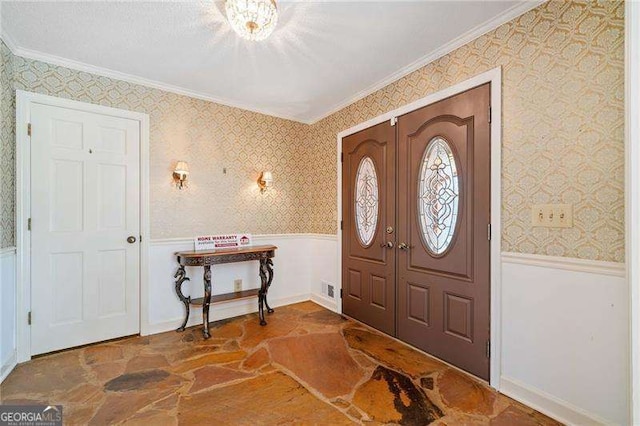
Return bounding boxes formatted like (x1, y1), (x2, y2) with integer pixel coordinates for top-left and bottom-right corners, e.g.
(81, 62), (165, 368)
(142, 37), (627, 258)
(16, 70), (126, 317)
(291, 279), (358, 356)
(226, 0), (278, 41)
(174, 161), (189, 176)
(174, 161), (189, 189)
(258, 171), (273, 192)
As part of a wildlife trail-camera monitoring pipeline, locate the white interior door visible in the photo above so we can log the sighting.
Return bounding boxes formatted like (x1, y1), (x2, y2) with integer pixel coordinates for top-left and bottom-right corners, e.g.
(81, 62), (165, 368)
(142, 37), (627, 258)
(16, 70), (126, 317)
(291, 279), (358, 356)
(30, 103), (140, 355)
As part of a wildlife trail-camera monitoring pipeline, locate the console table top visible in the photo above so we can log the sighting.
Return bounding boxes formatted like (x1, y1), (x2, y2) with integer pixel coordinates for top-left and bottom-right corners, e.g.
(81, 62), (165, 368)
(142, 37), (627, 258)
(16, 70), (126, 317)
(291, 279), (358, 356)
(176, 244), (278, 258)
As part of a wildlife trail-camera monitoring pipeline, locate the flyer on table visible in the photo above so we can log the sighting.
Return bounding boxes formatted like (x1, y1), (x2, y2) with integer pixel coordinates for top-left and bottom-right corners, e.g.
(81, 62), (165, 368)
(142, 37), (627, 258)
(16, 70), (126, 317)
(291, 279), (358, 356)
(194, 234), (253, 251)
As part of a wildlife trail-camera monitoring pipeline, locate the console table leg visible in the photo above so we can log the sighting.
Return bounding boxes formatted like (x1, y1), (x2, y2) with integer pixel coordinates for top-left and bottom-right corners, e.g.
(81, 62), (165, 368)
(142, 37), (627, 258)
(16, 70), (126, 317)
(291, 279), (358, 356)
(264, 258), (275, 314)
(174, 265), (191, 332)
(202, 265), (212, 339)
(258, 259), (268, 326)
(258, 292), (266, 326)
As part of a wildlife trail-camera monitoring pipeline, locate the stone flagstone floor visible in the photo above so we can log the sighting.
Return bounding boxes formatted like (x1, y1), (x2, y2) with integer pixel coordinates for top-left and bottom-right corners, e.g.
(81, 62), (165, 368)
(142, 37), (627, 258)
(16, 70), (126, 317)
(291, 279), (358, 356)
(0, 302), (562, 425)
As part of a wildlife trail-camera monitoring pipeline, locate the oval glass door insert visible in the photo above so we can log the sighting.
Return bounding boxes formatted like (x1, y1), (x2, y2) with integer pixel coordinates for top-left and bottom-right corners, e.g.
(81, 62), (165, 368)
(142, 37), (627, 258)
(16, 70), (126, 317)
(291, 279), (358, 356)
(354, 156), (379, 246)
(418, 137), (460, 255)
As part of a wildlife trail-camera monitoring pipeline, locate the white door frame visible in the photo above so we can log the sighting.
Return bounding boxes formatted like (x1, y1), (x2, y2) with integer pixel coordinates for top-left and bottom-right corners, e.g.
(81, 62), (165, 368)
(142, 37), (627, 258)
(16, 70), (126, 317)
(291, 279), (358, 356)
(626, 0), (640, 423)
(335, 67), (502, 388)
(15, 90), (150, 362)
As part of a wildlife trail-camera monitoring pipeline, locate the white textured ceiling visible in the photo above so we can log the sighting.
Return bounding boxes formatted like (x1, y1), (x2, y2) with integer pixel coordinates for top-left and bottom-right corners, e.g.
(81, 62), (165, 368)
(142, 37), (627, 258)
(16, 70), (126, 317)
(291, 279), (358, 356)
(2, 1), (534, 123)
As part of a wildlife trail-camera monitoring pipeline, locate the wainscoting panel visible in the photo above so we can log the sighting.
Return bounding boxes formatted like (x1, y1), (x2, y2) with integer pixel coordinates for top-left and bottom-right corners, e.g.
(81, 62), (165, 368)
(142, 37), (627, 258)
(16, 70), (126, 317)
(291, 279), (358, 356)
(4, 236), (629, 426)
(309, 236), (338, 311)
(1, 247), (17, 382)
(501, 252), (627, 425)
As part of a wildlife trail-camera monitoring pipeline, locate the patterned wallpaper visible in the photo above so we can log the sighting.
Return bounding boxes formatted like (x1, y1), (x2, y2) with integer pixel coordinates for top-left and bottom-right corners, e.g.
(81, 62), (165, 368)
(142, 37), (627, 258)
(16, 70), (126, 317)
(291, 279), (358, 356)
(305, 0), (625, 262)
(0, 0), (626, 262)
(0, 40), (15, 248)
(3, 44), (310, 243)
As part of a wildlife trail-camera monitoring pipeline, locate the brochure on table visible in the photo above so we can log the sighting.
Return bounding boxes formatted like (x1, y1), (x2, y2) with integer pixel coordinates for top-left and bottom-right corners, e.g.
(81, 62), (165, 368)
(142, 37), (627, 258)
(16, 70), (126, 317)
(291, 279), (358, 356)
(194, 234), (253, 251)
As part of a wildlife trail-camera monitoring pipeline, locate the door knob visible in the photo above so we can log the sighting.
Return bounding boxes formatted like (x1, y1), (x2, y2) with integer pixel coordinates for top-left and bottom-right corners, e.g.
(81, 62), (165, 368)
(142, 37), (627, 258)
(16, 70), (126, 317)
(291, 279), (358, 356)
(380, 241), (394, 248)
(398, 242), (409, 250)
(127, 236), (137, 244)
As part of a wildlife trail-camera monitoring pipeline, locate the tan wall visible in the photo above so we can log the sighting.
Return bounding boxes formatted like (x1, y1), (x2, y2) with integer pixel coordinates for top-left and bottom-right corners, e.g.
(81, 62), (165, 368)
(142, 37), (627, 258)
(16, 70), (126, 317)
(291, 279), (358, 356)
(5, 52), (310, 242)
(306, 0), (625, 262)
(0, 0), (625, 262)
(0, 41), (15, 248)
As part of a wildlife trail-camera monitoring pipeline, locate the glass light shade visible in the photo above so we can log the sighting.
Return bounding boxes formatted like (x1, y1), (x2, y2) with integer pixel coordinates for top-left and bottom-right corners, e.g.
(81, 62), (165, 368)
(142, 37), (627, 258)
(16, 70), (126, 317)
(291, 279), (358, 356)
(261, 171), (273, 184)
(225, 0), (278, 41)
(175, 161), (189, 175)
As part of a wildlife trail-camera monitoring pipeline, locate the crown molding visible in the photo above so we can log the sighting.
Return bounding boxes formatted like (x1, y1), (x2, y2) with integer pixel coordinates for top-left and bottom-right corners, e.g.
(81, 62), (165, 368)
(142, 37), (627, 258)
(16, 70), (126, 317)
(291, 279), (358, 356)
(304, 0), (546, 124)
(0, 27), (19, 53)
(0, 31), (306, 124)
(1, 0), (544, 125)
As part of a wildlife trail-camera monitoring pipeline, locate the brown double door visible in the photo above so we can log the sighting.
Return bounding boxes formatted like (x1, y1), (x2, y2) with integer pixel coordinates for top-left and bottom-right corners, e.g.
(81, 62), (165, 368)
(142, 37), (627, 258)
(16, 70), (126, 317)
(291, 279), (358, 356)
(342, 84), (491, 380)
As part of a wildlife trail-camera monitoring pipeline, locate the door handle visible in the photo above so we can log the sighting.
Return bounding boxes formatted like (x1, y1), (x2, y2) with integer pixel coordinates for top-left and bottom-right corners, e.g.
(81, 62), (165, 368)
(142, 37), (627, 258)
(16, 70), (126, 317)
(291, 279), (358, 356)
(380, 241), (394, 248)
(398, 242), (409, 250)
(127, 236), (137, 244)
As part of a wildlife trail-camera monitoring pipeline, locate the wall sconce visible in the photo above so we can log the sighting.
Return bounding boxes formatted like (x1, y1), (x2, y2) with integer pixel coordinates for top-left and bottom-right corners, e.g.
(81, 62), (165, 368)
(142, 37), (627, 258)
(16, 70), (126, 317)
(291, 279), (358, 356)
(173, 161), (189, 189)
(257, 171), (273, 193)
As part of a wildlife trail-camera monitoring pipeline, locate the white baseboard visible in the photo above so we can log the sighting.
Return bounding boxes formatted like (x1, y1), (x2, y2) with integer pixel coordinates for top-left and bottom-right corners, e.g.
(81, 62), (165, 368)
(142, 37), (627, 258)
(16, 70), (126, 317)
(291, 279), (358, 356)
(309, 292), (337, 312)
(144, 293), (310, 336)
(1, 351), (17, 383)
(500, 376), (611, 426)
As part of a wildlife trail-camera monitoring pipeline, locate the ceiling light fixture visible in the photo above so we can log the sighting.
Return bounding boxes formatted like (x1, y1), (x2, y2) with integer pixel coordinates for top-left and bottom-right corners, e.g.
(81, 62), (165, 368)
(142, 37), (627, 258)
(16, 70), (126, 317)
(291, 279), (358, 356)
(225, 0), (278, 41)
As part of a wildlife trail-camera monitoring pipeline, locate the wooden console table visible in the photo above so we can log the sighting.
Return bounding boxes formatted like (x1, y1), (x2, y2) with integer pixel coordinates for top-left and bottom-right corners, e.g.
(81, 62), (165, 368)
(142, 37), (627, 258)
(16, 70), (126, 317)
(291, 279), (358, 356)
(174, 245), (277, 339)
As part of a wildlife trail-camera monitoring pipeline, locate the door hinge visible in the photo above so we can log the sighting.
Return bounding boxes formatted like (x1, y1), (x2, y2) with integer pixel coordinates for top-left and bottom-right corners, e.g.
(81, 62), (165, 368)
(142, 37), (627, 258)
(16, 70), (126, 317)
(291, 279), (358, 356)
(27, 218), (32, 231)
(140, 235), (142, 242)
(28, 311), (32, 325)
(27, 123), (32, 136)
(340, 220), (343, 230)
(340, 152), (344, 163)
(340, 288), (343, 299)
(488, 106), (492, 124)
(486, 340), (490, 358)
(487, 223), (491, 241)
(390, 117), (397, 126)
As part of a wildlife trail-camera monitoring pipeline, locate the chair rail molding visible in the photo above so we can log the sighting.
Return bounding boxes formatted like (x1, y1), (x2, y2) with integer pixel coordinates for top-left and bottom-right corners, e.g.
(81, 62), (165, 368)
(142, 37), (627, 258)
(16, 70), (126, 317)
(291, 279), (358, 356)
(149, 233), (338, 247)
(501, 252), (625, 277)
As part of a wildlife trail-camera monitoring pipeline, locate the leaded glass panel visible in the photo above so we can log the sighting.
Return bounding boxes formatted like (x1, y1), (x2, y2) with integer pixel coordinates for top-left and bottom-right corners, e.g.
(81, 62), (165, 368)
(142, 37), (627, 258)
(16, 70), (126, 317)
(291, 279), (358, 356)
(354, 156), (379, 246)
(418, 137), (460, 255)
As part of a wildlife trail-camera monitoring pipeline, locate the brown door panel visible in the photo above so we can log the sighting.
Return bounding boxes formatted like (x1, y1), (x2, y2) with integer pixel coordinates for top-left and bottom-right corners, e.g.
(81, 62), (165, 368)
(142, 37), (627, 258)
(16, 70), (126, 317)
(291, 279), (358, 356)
(398, 275), (489, 378)
(397, 84), (491, 380)
(342, 121), (396, 336)
(346, 269), (363, 300)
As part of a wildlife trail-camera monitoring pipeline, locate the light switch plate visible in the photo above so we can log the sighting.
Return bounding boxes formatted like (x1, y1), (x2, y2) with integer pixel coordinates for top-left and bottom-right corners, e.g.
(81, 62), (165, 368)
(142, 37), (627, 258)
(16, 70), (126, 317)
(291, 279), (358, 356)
(532, 204), (573, 228)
